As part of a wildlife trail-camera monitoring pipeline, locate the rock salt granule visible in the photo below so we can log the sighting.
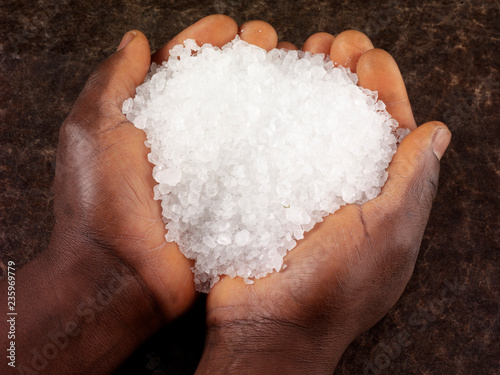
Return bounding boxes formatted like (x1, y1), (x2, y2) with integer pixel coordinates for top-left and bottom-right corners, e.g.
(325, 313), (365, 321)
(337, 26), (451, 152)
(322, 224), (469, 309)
(122, 37), (408, 292)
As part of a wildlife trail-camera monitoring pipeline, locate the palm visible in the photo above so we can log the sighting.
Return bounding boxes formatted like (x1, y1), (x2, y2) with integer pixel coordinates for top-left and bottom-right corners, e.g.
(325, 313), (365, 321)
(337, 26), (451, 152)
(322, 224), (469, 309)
(206, 201), (418, 336)
(56, 100), (195, 317)
(100, 124), (197, 309)
(88, 124), (163, 252)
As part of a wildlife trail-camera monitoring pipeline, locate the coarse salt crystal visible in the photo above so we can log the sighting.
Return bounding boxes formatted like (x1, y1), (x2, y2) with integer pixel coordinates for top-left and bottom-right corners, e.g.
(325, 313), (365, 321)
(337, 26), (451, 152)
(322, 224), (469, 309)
(123, 36), (402, 292)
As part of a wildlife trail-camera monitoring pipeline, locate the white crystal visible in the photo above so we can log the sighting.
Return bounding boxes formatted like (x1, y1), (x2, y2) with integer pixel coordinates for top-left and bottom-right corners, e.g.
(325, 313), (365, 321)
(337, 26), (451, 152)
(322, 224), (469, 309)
(156, 168), (182, 186)
(122, 36), (400, 293)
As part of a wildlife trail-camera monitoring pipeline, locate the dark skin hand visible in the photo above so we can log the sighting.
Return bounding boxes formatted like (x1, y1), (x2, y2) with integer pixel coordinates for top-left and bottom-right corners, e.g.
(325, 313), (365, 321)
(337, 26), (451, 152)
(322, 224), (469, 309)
(0, 14), (450, 375)
(0, 15), (238, 374)
(197, 22), (451, 374)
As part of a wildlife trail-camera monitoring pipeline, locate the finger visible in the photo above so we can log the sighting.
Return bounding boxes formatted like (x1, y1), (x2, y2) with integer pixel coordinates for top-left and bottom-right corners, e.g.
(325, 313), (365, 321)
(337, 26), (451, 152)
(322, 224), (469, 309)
(277, 41), (298, 50)
(66, 30), (151, 131)
(239, 20), (278, 51)
(330, 30), (374, 72)
(302, 32), (335, 55)
(152, 14), (238, 64)
(357, 49), (417, 130)
(363, 121), (451, 242)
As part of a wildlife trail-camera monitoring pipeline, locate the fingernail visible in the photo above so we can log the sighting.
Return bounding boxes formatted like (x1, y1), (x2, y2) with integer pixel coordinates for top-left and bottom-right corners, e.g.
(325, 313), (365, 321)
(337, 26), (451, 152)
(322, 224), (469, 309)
(432, 128), (452, 160)
(117, 31), (137, 51)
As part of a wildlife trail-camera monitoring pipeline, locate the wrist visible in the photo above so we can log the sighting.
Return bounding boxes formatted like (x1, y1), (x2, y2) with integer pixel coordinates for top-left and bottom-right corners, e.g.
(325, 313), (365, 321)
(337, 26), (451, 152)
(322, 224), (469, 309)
(7, 224), (164, 374)
(196, 317), (349, 375)
(47, 222), (165, 329)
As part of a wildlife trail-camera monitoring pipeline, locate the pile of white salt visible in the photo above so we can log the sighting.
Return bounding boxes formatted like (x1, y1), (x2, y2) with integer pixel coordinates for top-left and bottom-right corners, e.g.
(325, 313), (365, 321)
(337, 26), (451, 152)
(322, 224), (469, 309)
(122, 37), (407, 292)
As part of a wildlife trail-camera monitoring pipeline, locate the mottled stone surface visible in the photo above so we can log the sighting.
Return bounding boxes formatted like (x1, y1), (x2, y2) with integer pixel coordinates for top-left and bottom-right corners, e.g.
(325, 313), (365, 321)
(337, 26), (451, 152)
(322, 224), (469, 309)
(1, 0), (498, 374)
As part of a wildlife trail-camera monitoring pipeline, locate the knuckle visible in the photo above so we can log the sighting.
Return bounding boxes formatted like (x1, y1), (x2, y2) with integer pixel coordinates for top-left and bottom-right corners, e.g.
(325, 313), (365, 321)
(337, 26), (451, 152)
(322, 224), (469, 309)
(59, 119), (94, 155)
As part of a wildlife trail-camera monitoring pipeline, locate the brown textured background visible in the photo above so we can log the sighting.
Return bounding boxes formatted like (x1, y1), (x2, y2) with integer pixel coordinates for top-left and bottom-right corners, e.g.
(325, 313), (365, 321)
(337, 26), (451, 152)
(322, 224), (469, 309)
(1, 0), (499, 374)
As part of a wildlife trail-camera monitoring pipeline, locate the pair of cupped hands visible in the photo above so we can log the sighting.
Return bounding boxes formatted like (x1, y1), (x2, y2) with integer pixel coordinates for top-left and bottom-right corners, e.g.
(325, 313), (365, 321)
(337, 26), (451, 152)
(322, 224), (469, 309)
(47, 14), (450, 374)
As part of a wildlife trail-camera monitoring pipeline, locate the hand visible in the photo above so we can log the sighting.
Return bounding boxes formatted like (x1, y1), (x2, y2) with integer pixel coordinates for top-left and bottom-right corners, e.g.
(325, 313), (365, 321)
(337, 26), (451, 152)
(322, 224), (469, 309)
(53, 14), (240, 322)
(196, 23), (451, 374)
(0, 15), (240, 375)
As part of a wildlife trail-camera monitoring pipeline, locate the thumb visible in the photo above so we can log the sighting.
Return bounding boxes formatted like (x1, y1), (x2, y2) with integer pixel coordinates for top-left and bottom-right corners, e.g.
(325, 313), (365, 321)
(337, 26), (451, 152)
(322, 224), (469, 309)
(55, 30), (151, 204)
(363, 121), (451, 245)
(66, 30), (151, 130)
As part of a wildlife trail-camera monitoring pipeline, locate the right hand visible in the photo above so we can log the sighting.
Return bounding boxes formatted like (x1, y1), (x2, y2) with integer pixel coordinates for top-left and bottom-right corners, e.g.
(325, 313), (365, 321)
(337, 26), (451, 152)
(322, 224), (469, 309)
(196, 23), (451, 374)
